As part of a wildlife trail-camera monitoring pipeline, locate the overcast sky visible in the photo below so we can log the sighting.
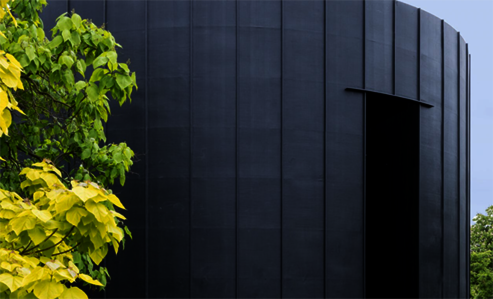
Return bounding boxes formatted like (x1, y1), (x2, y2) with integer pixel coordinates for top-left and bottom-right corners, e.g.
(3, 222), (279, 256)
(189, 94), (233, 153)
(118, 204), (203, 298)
(403, 0), (493, 221)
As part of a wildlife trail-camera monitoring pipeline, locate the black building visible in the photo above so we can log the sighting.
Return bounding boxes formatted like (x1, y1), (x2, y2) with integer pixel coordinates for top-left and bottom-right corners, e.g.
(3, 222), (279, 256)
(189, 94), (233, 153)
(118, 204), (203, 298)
(41, 0), (471, 298)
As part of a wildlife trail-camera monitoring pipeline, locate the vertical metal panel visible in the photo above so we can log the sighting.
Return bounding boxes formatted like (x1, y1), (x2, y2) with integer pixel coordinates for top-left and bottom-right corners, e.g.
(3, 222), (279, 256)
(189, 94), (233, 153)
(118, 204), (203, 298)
(442, 21), (460, 297)
(69, 0), (104, 26)
(236, 1), (281, 297)
(104, 1), (147, 298)
(38, 0), (472, 297)
(365, 0), (393, 94)
(191, 1), (236, 297)
(419, 10), (443, 298)
(395, 2), (418, 99)
(282, 1), (324, 297)
(466, 48), (471, 297)
(326, 1), (364, 297)
(458, 35), (467, 299)
(147, 1), (191, 297)
(39, 0), (68, 33)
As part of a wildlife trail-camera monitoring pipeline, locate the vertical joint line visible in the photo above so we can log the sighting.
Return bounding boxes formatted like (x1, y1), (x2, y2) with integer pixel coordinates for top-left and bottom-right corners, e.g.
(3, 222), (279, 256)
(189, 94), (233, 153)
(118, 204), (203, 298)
(323, 0), (327, 297)
(280, 0), (284, 296)
(189, 1), (194, 297)
(440, 19), (445, 298)
(456, 31), (461, 296)
(393, 0), (396, 95)
(362, 0), (367, 297)
(235, 0), (239, 297)
(465, 43), (470, 295)
(417, 9), (421, 293)
(144, 0), (149, 297)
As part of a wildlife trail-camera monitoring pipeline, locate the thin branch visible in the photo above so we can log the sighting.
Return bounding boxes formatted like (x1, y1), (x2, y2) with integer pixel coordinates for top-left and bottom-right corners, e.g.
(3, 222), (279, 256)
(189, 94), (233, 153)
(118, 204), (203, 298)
(28, 226), (75, 255)
(22, 228), (58, 254)
(52, 242), (80, 256)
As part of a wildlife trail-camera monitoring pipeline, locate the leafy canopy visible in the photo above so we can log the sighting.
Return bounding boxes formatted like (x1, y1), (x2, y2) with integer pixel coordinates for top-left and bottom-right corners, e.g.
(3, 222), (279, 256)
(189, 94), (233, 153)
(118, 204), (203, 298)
(0, 0), (137, 297)
(470, 205), (493, 299)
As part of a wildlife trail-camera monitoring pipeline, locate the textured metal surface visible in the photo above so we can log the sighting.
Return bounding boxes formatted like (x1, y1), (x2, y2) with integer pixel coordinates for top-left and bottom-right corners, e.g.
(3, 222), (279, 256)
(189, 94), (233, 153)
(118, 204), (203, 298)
(38, 0), (471, 298)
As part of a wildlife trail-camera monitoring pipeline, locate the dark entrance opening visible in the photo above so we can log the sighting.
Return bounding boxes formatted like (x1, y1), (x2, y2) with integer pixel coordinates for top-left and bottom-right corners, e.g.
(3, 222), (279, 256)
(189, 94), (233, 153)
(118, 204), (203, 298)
(365, 93), (419, 298)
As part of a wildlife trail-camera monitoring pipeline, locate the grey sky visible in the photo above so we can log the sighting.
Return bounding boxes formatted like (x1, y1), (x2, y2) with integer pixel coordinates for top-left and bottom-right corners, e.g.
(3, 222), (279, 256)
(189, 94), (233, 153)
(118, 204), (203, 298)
(404, 0), (493, 221)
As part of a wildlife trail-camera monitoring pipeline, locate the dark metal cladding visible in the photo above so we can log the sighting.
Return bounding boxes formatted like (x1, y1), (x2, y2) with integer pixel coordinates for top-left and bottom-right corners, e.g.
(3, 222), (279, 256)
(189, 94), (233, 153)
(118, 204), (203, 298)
(38, 0), (471, 298)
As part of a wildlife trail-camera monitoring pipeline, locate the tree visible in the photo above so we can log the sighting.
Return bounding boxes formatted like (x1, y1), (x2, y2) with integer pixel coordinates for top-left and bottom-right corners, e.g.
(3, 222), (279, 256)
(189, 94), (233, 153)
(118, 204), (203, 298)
(471, 205), (493, 298)
(0, 0), (137, 297)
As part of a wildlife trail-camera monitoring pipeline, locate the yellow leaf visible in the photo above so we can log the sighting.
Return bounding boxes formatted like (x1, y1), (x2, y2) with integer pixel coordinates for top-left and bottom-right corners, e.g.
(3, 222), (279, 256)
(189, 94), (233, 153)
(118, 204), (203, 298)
(85, 200), (108, 222)
(0, 273), (23, 292)
(0, 89), (7, 111)
(9, 216), (36, 235)
(107, 225), (123, 242)
(22, 267), (46, 287)
(34, 280), (64, 299)
(110, 210), (126, 220)
(0, 68), (18, 89)
(111, 237), (119, 254)
(5, 54), (21, 69)
(0, 209), (15, 219)
(45, 261), (60, 271)
(0, 156), (5, 161)
(31, 209), (52, 222)
(55, 193), (80, 214)
(54, 269), (75, 282)
(107, 193), (126, 210)
(60, 286), (88, 299)
(65, 207), (88, 227)
(40, 172), (61, 188)
(33, 191), (45, 201)
(78, 273), (103, 286)
(72, 186), (98, 202)
(0, 261), (12, 271)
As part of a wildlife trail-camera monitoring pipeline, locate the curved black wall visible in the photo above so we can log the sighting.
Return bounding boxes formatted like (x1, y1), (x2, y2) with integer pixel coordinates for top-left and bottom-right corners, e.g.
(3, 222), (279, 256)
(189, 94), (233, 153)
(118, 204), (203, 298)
(40, 0), (471, 298)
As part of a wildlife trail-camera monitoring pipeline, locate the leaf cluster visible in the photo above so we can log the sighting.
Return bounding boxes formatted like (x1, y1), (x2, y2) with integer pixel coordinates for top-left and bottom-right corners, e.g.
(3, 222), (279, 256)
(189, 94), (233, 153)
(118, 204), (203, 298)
(0, 0), (137, 193)
(471, 205), (493, 298)
(0, 0), (137, 297)
(0, 161), (126, 298)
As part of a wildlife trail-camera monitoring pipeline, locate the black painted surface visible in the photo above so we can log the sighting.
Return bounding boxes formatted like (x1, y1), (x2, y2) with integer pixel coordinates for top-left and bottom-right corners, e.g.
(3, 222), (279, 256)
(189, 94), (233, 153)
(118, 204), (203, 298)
(39, 0), (471, 298)
(366, 93), (419, 299)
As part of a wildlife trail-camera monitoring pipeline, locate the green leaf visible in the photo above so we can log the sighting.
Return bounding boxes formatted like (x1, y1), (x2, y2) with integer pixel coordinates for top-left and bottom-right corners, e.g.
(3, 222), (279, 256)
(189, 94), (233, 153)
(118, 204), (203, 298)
(92, 55), (108, 69)
(48, 36), (63, 49)
(115, 74), (132, 90)
(76, 60), (86, 76)
(118, 63), (130, 73)
(70, 31), (81, 47)
(62, 29), (71, 42)
(81, 148), (92, 160)
(57, 16), (73, 31)
(90, 68), (106, 82)
(86, 84), (99, 102)
(71, 14), (82, 29)
(26, 46), (36, 61)
(59, 55), (74, 69)
(62, 69), (75, 87)
(113, 151), (122, 163)
(37, 27), (45, 40)
(75, 81), (87, 91)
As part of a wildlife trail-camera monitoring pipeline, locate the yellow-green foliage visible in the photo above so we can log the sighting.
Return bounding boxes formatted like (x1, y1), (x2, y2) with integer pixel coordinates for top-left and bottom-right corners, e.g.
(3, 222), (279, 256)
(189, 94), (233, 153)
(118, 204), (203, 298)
(0, 160), (125, 298)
